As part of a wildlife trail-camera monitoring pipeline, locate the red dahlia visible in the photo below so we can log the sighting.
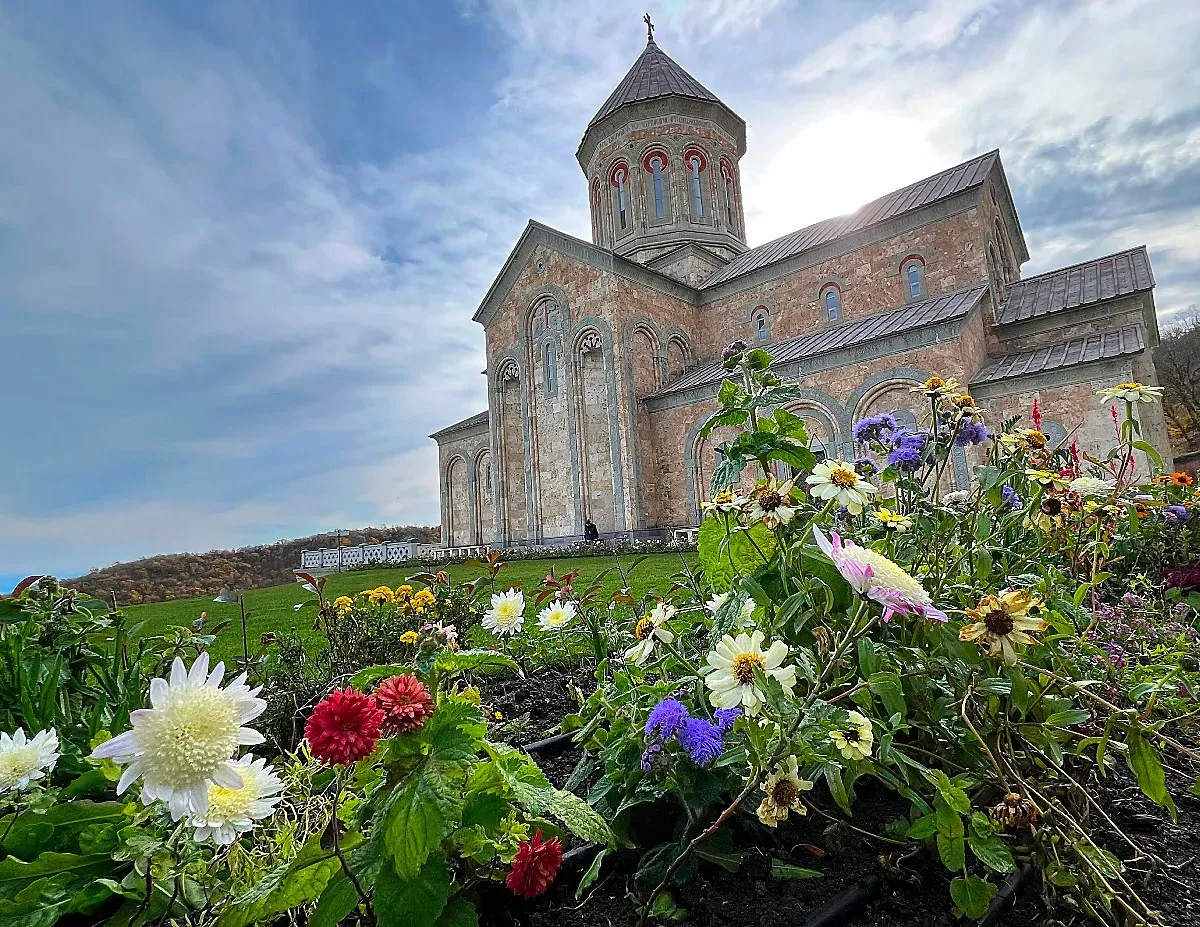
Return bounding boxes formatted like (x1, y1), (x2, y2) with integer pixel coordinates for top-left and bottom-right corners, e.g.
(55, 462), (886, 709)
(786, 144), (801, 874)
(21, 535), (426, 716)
(506, 830), (563, 899)
(374, 674), (435, 735)
(304, 687), (385, 766)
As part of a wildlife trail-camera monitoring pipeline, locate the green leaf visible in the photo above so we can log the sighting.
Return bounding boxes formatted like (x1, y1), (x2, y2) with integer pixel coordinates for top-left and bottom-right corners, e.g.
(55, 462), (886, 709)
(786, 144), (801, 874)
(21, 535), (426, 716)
(309, 874), (359, 927)
(950, 875), (998, 919)
(697, 519), (778, 594)
(348, 664), (412, 689)
(770, 860), (822, 880)
(1126, 726), (1177, 819)
(434, 650), (520, 677)
(699, 409), (749, 439)
(576, 849), (609, 900)
(0, 852), (113, 900)
(380, 776), (448, 881)
(1046, 709), (1090, 728)
(460, 793), (509, 833)
(934, 798), (964, 838)
(1132, 439), (1164, 470)
(717, 379), (747, 409)
(422, 698), (486, 768)
(711, 590), (751, 641)
(750, 385), (806, 410)
(856, 639), (879, 677)
(906, 814), (938, 840)
(867, 672), (906, 720)
(823, 765), (852, 816)
(968, 831), (1015, 874)
(436, 898), (478, 927)
(1077, 843), (1124, 879)
(937, 834), (966, 871)
(374, 857), (451, 927)
(483, 743), (555, 814)
(217, 837), (341, 927)
(547, 789), (613, 844)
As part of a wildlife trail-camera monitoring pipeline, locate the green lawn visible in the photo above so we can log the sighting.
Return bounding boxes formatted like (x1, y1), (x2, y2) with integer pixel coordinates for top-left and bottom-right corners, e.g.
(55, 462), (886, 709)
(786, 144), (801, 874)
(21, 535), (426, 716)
(123, 552), (697, 665)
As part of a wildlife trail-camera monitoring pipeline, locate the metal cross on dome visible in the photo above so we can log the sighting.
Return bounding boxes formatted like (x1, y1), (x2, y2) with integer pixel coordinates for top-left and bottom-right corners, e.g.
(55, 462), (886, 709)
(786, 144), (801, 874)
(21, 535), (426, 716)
(644, 13), (655, 41)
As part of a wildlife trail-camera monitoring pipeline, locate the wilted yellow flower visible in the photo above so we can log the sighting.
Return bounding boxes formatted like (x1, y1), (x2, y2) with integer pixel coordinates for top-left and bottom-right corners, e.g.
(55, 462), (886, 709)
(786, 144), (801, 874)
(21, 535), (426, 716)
(960, 590), (1047, 664)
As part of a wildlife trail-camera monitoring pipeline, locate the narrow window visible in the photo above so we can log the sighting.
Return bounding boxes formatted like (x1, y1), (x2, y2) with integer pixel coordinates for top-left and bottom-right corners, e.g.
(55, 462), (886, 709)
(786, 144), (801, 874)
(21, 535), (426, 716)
(611, 166), (629, 232)
(757, 314), (766, 334)
(545, 342), (557, 392)
(824, 286), (841, 320)
(904, 260), (925, 299)
(689, 156), (704, 217)
(650, 155), (665, 219)
(485, 464), (491, 491)
(721, 160), (735, 226)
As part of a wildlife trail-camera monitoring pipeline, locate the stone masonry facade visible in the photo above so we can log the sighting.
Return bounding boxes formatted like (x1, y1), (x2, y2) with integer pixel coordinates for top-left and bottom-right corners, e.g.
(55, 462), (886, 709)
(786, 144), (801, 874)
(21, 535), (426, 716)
(430, 34), (1172, 547)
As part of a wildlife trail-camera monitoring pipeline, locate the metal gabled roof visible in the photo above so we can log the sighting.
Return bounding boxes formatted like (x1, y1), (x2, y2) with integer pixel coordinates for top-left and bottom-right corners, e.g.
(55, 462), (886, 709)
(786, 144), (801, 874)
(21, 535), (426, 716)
(972, 326), (1144, 385)
(653, 285), (986, 398)
(994, 246), (1154, 325)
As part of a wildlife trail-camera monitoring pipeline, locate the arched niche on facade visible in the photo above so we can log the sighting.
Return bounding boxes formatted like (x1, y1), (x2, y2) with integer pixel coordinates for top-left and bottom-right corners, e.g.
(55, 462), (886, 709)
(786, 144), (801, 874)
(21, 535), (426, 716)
(445, 455), (470, 547)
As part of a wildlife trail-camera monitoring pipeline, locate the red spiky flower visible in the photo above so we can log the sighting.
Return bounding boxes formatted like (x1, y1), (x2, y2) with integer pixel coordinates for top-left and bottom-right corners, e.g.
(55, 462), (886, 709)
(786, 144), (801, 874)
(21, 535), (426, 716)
(374, 674), (434, 735)
(506, 830), (563, 899)
(305, 687), (384, 766)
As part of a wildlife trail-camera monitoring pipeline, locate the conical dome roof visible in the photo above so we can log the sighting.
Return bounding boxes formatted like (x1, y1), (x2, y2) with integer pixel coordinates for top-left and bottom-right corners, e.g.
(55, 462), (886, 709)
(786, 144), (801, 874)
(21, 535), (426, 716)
(587, 36), (724, 127)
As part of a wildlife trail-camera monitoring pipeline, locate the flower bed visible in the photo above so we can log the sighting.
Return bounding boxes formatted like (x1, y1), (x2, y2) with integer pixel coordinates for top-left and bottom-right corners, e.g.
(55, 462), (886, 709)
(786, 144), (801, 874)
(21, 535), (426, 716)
(2, 347), (1199, 927)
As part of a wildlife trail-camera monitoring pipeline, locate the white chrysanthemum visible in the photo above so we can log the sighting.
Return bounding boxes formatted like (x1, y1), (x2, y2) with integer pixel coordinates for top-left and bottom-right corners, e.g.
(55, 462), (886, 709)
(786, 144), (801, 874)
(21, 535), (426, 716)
(624, 601), (676, 665)
(482, 589), (525, 636)
(703, 630), (796, 715)
(0, 728), (59, 794)
(1097, 382), (1162, 404)
(187, 755), (284, 845)
(1069, 476), (1114, 498)
(830, 711), (874, 761)
(806, 460), (876, 515)
(90, 653), (266, 821)
(538, 600), (576, 630)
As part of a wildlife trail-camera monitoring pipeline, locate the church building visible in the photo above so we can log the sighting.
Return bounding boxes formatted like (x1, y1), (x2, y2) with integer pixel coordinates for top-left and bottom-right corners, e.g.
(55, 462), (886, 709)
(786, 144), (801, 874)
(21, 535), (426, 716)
(431, 27), (1171, 548)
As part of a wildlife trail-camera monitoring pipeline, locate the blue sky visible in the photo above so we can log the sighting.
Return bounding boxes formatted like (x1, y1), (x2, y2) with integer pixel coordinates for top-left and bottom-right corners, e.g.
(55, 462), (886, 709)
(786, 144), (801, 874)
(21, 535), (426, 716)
(2, 0), (1198, 588)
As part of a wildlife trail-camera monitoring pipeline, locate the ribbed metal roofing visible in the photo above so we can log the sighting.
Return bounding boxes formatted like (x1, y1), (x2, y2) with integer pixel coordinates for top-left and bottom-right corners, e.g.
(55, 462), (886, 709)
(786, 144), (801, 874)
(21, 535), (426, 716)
(972, 327), (1144, 385)
(994, 246), (1154, 325)
(702, 151), (999, 289)
(654, 286), (986, 398)
(588, 38), (723, 127)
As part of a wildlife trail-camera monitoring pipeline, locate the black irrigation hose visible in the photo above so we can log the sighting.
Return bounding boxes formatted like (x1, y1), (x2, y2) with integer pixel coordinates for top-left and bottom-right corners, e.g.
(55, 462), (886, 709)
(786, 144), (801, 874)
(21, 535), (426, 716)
(803, 875), (882, 927)
(978, 864), (1033, 927)
(561, 842), (603, 875)
(523, 730), (575, 755)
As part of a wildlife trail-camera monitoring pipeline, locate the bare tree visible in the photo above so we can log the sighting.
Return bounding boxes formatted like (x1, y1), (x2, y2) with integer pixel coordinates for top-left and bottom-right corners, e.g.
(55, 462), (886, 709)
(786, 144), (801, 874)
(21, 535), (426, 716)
(1155, 304), (1200, 450)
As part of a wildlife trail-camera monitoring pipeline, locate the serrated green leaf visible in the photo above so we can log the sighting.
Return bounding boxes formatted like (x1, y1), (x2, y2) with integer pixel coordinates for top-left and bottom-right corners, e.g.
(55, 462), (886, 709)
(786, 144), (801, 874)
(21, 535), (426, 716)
(906, 814), (938, 839)
(483, 743), (555, 814)
(374, 857), (450, 927)
(435, 898), (478, 927)
(217, 837), (340, 927)
(434, 650), (519, 677)
(968, 831), (1015, 873)
(309, 873), (359, 927)
(547, 789), (613, 844)
(950, 875), (997, 918)
(380, 776), (448, 881)
(937, 834), (966, 871)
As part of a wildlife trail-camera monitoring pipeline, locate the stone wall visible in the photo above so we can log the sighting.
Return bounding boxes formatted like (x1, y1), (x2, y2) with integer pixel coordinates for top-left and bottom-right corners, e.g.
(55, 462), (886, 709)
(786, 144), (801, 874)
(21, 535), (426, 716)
(435, 419), (490, 547)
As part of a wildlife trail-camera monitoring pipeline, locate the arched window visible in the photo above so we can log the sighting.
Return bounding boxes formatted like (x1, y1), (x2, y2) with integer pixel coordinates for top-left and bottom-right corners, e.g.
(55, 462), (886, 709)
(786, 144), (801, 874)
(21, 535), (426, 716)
(900, 257), (926, 301)
(644, 151), (667, 220)
(821, 284), (842, 321)
(720, 159), (736, 227)
(750, 305), (770, 342)
(684, 149), (707, 218)
(610, 164), (629, 233)
(544, 342), (557, 393)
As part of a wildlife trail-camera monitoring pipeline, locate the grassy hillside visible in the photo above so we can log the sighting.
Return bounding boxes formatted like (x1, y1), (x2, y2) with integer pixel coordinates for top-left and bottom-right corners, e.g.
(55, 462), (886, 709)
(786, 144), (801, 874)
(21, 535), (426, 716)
(70, 525), (440, 604)
(124, 551), (698, 664)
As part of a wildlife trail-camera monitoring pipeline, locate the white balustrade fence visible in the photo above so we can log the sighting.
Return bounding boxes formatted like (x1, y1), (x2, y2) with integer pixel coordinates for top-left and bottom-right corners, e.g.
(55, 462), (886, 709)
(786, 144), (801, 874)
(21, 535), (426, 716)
(300, 540), (441, 572)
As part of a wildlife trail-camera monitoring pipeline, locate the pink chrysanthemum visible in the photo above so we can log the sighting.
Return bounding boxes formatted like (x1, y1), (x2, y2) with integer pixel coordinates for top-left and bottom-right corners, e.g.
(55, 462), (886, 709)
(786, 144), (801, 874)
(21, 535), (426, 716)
(813, 526), (947, 623)
(304, 688), (384, 766)
(374, 675), (434, 735)
(506, 830), (563, 899)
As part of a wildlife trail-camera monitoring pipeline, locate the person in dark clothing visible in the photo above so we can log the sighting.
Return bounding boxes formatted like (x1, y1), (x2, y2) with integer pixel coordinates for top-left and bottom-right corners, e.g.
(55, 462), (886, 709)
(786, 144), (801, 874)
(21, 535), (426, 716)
(583, 519), (599, 542)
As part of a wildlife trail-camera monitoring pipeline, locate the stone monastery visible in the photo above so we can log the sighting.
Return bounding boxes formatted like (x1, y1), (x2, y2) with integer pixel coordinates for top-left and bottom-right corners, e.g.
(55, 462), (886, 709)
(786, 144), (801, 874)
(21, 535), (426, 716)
(431, 27), (1171, 548)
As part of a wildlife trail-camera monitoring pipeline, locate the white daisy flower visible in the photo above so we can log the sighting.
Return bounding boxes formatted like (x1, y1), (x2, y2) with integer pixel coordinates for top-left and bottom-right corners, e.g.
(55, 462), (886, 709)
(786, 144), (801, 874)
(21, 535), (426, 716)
(1068, 476), (1115, 498)
(90, 653), (266, 821)
(829, 711), (874, 761)
(1097, 382), (1163, 404)
(0, 728), (59, 794)
(756, 755), (813, 827)
(806, 460), (876, 515)
(538, 600), (576, 630)
(624, 601), (676, 665)
(703, 630), (796, 715)
(187, 755), (284, 845)
(746, 476), (800, 528)
(482, 589), (525, 636)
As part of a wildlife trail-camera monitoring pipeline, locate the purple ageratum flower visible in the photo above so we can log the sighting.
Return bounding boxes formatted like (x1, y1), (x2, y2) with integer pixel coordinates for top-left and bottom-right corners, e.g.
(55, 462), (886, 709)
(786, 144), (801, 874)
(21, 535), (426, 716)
(954, 421), (989, 447)
(1001, 485), (1021, 510)
(641, 742), (666, 773)
(1165, 505), (1190, 524)
(645, 698), (690, 741)
(887, 431), (928, 470)
(853, 413), (898, 445)
(714, 708), (742, 732)
(677, 717), (725, 767)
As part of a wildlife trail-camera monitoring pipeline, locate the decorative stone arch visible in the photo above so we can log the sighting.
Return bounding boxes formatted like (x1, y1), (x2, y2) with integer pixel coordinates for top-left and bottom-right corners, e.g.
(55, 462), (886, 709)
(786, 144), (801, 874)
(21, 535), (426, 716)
(522, 285), (571, 342)
(493, 355), (522, 387)
(622, 316), (667, 529)
(444, 455), (470, 546)
(472, 446), (493, 545)
(848, 367), (969, 487)
(782, 397), (842, 456)
(663, 330), (693, 383)
(682, 408), (758, 524)
(607, 158), (634, 239)
(815, 275), (849, 325)
(682, 145), (712, 223)
(638, 144), (674, 225)
(894, 252), (929, 303)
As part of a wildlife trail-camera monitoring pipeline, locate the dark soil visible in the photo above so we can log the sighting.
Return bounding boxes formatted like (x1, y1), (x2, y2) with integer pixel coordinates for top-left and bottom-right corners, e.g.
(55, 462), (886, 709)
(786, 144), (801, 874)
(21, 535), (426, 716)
(481, 663), (594, 743)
